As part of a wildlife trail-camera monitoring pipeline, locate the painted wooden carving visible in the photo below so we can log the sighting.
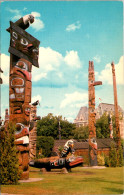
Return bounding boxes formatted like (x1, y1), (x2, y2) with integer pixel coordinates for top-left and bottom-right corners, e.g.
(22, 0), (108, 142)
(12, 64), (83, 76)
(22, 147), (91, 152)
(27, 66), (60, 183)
(7, 15), (40, 179)
(88, 61), (102, 166)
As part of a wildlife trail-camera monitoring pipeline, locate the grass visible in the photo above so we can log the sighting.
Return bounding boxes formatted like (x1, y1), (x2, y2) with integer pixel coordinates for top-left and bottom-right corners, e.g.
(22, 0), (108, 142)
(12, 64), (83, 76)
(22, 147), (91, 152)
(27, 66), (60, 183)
(1, 166), (124, 195)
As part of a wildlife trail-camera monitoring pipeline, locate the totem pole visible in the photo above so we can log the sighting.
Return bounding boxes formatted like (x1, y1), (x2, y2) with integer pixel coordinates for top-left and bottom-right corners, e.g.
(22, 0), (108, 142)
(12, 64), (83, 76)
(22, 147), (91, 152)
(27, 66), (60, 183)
(88, 61), (102, 166)
(0, 67), (3, 127)
(7, 15), (40, 179)
(29, 100), (40, 161)
(58, 118), (61, 140)
(108, 114), (113, 139)
(111, 62), (120, 149)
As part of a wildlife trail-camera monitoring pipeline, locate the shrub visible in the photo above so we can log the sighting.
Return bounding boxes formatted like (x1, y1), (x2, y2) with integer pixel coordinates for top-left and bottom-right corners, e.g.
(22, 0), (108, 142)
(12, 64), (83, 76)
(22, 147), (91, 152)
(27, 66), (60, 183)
(109, 142), (117, 167)
(83, 155), (90, 166)
(117, 145), (123, 167)
(0, 123), (20, 184)
(97, 154), (105, 166)
(58, 146), (64, 156)
(36, 136), (54, 157)
(104, 155), (110, 167)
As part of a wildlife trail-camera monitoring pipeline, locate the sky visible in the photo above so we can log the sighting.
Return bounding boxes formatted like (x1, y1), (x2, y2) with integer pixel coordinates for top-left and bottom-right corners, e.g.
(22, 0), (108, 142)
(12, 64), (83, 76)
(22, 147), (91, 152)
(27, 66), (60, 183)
(0, 1), (124, 122)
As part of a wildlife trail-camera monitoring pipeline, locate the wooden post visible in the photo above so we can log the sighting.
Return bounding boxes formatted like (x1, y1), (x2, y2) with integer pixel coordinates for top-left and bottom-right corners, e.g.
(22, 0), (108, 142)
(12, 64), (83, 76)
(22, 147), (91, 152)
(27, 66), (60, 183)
(0, 68), (3, 127)
(111, 62), (120, 149)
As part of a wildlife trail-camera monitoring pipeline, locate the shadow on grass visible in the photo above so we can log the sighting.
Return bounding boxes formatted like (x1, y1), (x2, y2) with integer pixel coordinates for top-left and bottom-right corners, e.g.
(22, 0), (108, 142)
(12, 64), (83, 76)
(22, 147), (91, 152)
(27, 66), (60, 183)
(81, 177), (123, 185)
(104, 187), (123, 194)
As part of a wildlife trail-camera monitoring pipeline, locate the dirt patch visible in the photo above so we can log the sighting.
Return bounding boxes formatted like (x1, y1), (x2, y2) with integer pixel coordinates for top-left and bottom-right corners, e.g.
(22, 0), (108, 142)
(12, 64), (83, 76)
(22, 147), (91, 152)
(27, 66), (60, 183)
(82, 166), (106, 169)
(19, 178), (43, 183)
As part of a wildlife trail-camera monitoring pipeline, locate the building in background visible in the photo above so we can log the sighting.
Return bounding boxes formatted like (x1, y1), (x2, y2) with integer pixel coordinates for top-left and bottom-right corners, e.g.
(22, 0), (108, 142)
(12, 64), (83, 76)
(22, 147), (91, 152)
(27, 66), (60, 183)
(74, 103), (124, 139)
(96, 103), (124, 119)
(74, 106), (88, 127)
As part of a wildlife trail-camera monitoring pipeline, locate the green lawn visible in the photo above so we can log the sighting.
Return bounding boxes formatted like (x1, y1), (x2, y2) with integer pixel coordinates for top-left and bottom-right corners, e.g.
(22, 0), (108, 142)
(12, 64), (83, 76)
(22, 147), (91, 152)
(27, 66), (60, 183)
(1, 167), (124, 195)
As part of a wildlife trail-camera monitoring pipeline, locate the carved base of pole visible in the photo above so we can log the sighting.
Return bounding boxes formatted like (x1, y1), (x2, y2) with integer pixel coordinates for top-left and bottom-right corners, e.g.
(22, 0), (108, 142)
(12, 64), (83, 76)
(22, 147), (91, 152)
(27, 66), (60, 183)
(17, 145), (29, 180)
(29, 121), (37, 161)
(89, 137), (97, 166)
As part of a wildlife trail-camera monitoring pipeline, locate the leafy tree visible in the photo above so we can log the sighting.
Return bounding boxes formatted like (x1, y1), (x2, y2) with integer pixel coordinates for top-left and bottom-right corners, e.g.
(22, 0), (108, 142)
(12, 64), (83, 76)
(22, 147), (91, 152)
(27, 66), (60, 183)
(37, 113), (57, 138)
(109, 142), (117, 167)
(97, 154), (105, 166)
(36, 136), (54, 157)
(96, 113), (114, 138)
(73, 125), (89, 140)
(37, 113), (75, 139)
(0, 123), (20, 184)
(60, 119), (75, 139)
(111, 115), (123, 139)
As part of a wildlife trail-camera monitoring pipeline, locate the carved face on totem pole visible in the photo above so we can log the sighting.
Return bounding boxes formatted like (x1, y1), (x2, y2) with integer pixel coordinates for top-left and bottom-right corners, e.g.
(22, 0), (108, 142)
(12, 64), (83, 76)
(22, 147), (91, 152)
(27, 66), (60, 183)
(10, 58), (32, 141)
(9, 21), (39, 67)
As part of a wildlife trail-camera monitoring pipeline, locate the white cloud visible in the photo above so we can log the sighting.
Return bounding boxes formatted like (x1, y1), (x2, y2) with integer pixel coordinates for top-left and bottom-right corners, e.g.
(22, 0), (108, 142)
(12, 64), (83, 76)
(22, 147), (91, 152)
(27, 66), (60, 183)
(115, 56), (124, 85)
(0, 53), (10, 85)
(1, 54), (10, 72)
(98, 63), (112, 84)
(66, 21), (81, 32)
(57, 72), (63, 78)
(66, 116), (74, 122)
(32, 47), (63, 82)
(64, 50), (81, 68)
(12, 15), (22, 21)
(33, 72), (47, 82)
(31, 12), (44, 31)
(95, 71), (98, 76)
(31, 18), (44, 31)
(93, 55), (101, 63)
(98, 56), (124, 85)
(7, 8), (22, 21)
(32, 47), (82, 82)
(7, 8), (20, 15)
(1, 111), (5, 122)
(39, 47), (63, 69)
(0, 49), (82, 85)
(70, 103), (87, 108)
(31, 12), (41, 18)
(7, 8), (44, 32)
(60, 91), (88, 108)
(31, 94), (42, 103)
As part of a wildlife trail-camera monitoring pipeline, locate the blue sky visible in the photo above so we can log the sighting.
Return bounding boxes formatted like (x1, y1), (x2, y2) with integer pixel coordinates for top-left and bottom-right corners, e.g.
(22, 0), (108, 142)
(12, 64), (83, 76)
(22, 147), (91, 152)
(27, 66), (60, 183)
(0, 1), (124, 122)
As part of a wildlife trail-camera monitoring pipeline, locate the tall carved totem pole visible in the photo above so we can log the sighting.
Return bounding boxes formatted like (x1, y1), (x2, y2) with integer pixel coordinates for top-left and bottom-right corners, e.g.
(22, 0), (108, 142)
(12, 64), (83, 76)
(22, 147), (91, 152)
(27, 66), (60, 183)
(111, 62), (120, 150)
(7, 15), (40, 179)
(88, 61), (102, 166)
